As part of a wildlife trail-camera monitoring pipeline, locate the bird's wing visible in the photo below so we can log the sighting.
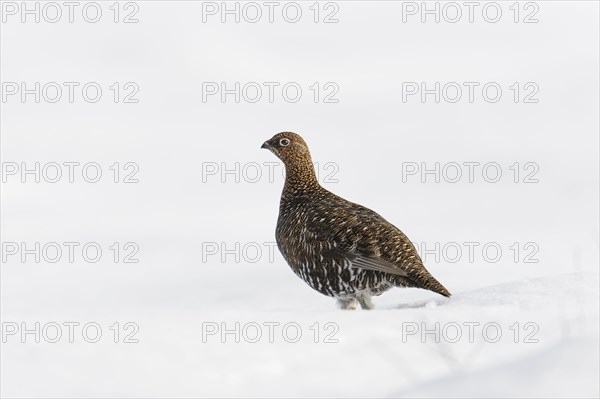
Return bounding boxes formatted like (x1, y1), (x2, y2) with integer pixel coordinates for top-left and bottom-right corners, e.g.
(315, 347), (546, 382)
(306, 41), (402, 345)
(345, 253), (409, 277)
(315, 199), (451, 297)
(322, 201), (416, 278)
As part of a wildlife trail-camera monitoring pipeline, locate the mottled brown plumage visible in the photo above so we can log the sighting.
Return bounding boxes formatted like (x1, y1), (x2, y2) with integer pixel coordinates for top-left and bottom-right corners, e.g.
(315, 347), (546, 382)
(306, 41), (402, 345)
(261, 132), (450, 309)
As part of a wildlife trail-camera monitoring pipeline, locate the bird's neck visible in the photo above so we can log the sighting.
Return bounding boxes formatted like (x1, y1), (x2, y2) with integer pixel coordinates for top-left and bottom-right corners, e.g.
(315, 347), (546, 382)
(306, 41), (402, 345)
(282, 156), (320, 195)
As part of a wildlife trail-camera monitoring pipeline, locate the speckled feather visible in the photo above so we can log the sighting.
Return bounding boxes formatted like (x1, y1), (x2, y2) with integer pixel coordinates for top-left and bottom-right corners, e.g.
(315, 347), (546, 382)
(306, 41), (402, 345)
(262, 132), (450, 309)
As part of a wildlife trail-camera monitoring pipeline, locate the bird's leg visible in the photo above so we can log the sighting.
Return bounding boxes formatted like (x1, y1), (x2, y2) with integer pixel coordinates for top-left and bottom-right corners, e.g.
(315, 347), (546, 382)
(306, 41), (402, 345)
(337, 297), (358, 310)
(357, 294), (374, 310)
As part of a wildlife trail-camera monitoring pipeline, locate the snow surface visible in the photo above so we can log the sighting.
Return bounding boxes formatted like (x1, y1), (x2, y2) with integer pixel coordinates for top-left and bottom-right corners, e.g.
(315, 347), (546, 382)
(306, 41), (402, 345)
(1, 1), (599, 397)
(1, 268), (598, 398)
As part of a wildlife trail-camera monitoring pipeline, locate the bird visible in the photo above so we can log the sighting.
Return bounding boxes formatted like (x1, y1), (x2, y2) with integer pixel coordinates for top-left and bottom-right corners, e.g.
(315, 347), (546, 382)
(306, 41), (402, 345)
(261, 132), (450, 310)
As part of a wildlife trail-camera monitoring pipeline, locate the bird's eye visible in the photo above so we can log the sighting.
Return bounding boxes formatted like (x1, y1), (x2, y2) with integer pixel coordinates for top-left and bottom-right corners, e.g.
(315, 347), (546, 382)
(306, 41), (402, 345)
(279, 138), (290, 147)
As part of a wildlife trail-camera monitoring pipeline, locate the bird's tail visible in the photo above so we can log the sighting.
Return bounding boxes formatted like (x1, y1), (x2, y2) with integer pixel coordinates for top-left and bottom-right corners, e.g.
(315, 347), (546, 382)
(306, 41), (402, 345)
(393, 269), (451, 297)
(429, 280), (451, 297)
(414, 273), (451, 297)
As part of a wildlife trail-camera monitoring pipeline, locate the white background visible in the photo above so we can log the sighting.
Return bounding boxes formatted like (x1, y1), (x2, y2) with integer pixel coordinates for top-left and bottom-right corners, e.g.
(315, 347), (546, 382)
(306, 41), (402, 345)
(1, 1), (599, 397)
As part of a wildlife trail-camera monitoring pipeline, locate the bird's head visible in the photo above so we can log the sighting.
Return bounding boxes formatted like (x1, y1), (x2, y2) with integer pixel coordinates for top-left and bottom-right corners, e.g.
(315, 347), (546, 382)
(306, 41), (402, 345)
(261, 132), (311, 165)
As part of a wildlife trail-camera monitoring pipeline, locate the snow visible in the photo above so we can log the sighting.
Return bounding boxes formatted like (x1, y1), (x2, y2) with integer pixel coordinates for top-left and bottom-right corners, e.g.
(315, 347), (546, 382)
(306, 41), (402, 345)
(400, 333), (600, 398)
(1, 264), (598, 397)
(1, 1), (599, 397)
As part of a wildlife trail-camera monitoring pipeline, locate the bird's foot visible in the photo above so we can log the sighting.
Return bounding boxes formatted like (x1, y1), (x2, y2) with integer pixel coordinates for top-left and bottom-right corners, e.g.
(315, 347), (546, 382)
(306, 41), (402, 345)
(357, 294), (374, 310)
(337, 298), (358, 310)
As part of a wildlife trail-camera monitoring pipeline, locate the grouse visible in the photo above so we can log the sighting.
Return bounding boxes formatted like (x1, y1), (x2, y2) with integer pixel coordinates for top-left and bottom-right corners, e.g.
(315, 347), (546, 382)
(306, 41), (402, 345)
(261, 132), (451, 309)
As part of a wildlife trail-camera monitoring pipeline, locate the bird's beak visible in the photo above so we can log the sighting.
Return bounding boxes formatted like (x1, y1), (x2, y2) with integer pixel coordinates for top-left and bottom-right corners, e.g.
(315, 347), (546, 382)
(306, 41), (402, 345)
(261, 141), (270, 149)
